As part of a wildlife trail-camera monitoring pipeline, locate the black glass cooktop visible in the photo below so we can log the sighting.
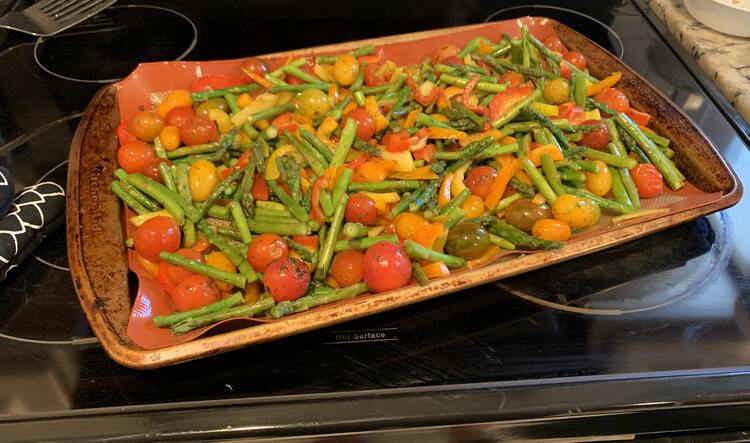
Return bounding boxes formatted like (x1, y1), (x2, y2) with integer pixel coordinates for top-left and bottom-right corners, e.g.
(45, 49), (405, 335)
(1, 0), (749, 440)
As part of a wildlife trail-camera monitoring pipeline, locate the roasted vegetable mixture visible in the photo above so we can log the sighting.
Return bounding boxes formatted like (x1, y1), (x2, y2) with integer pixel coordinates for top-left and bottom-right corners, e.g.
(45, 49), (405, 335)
(112, 25), (684, 334)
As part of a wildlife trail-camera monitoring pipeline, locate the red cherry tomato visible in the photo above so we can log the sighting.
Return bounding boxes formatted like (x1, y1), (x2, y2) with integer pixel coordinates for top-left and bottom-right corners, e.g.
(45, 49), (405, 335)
(595, 87), (630, 113)
(555, 102), (585, 125)
(189, 75), (249, 92)
(343, 108), (376, 140)
(180, 115), (218, 146)
(543, 36), (567, 54)
(263, 257), (310, 302)
(578, 119), (610, 150)
(364, 63), (387, 87)
(466, 166), (498, 199)
(140, 158), (170, 184)
(488, 85), (534, 122)
(563, 51), (586, 70)
(131, 111), (165, 142)
(116, 122), (137, 146)
(413, 143), (436, 162)
(133, 216), (181, 262)
(165, 106), (196, 128)
(331, 250), (365, 288)
(172, 274), (220, 311)
(631, 163), (664, 198)
(560, 61), (572, 79)
(382, 130), (411, 152)
(292, 235), (319, 249)
(157, 249), (204, 296)
(251, 173), (269, 200)
(363, 241), (412, 293)
(247, 233), (289, 273)
(346, 193), (378, 225)
(117, 140), (155, 174)
(498, 71), (525, 88)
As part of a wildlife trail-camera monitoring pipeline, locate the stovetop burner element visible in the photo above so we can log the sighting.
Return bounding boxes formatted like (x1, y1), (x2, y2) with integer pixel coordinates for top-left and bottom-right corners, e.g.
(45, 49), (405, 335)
(33, 4), (198, 83)
(485, 5), (625, 59)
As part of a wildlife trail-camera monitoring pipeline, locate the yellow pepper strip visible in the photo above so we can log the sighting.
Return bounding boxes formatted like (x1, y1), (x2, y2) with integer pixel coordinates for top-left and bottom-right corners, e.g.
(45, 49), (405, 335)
(231, 92), (278, 126)
(362, 192), (401, 214)
(499, 135), (517, 144)
(451, 161), (472, 197)
(323, 165), (340, 190)
(465, 245), (501, 269)
(639, 124), (654, 133)
(327, 83), (339, 103)
(531, 102), (559, 117)
(583, 109), (601, 121)
(265, 144), (305, 180)
(429, 113), (449, 122)
(438, 173), (454, 206)
(403, 109), (420, 128)
(207, 109), (233, 133)
(368, 225), (386, 238)
(365, 96), (388, 132)
(428, 127), (468, 141)
(245, 70), (273, 90)
(276, 92), (295, 105)
(527, 144), (564, 167)
(443, 86), (464, 100)
(484, 157), (518, 210)
(514, 169), (533, 185)
(531, 193), (546, 206)
(317, 116), (338, 147)
(236, 93), (253, 108)
(585, 71), (622, 96)
(389, 166), (439, 180)
(421, 261), (451, 279)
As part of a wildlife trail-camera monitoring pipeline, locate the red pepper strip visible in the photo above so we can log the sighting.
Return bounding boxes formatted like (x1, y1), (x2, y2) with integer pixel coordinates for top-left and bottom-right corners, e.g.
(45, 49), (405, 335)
(626, 108), (651, 126)
(382, 130), (411, 152)
(488, 85), (535, 122)
(310, 176), (329, 222)
(462, 74), (488, 115)
(220, 149), (253, 178)
(406, 77), (444, 106)
(346, 154), (369, 170)
(251, 173), (269, 200)
(413, 143), (436, 162)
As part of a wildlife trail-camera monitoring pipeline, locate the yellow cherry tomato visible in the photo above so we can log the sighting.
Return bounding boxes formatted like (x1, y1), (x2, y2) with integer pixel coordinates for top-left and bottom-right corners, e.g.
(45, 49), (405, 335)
(156, 89), (192, 118)
(584, 160), (612, 197)
(532, 219), (572, 241)
(333, 54), (359, 86)
(297, 88), (331, 119)
(542, 78), (571, 105)
(205, 251), (236, 291)
(188, 159), (219, 202)
(551, 194), (601, 229)
(131, 111), (164, 142)
(461, 195), (485, 219)
(159, 125), (181, 151)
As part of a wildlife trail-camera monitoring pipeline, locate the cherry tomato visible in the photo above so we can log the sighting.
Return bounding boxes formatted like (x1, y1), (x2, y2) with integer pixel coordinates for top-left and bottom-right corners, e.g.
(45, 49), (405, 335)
(465, 166), (497, 199)
(333, 54), (359, 86)
(344, 108), (376, 140)
(116, 122), (137, 146)
(167, 249), (204, 284)
(346, 193), (378, 225)
(532, 219), (572, 242)
(140, 158), (170, 184)
(363, 241), (412, 293)
(131, 111), (165, 142)
(364, 63), (387, 86)
(159, 125), (181, 151)
(181, 115), (218, 146)
(382, 130), (410, 152)
(331, 249), (365, 287)
(578, 119), (610, 150)
(156, 90), (192, 119)
(263, 257), (310, 302)
(563, 51), (586, 70)
(133, 216), (181, 262)
(461, 195), (486, 219)
(247, 234), (289, 273)
(551, 194), (600, 229)
(488, 85), (534, 121)
(498, 71), (524, 87)
(172, 274), (220, 311)
(542, 78), (571, 105)
(506, 199), (553, 232)
(205, 251), (237, 292)
(189, 75), (249, 92)
(631, 163), (664, 198)
(595, 87), (630, 113)
(188, 159), (219, 201)
(297, 88), (331, 119)
(543, 36), (567, 54)
(117, 140), (155, 174)
(240, 57), (269, 78)
(292, 235), (319, 249)
(413, 143), (436, 162)
(165, 105), (196, 128)
(584, 160), (613, 197)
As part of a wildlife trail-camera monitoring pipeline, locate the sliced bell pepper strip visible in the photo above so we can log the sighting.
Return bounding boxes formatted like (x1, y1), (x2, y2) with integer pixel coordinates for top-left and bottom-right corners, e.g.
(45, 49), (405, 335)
(438, 173), (454, 206)
(406, 77), (444, 106)
(428, 127), (468, 141)
(585, 71), (622, 96)
(462, 74), (488, 115)
(451, 161), (472, 197)
(465, 245), (502, 269)
(484, 157), (519, 210)
(310, 176), (329, 222)
(421, 261), (451, 279)
(527, 144), (564, 167)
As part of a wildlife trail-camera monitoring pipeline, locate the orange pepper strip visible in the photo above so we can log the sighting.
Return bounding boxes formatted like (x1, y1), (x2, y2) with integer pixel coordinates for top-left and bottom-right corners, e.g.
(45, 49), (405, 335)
(499, 135), (517, 145)
(585, 71), (622, 96)
(514, 170), (533, 185)
(403, 109), (420, 128)
(638, 124), (654, 134)
(421, 261), (451, 279)
(428, 127), (468, 141)
(429, 113), (449, 122)
(245, 71), (274, 90)
(477, 39), (495, 55)
(438, 173), (454, 206)
(527, 144), (564, 167)
(484, 157), (519, 210)
(465, 245), (502, 269)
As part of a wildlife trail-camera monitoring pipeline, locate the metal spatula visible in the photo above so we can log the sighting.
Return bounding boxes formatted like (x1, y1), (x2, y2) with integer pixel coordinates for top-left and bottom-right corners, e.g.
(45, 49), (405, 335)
(0, 0), (117, 37)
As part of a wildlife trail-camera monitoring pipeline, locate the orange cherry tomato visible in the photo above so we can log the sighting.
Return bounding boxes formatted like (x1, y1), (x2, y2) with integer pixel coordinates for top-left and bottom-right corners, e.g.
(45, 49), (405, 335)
(595, 87), (630, 113)
(133, 216), (181, 262)
(498, 71), (525, 87)
(563, 51), (586, 70)
(117, 140), (155, 174)
(172, 274), (220, 311)
(331, 249), (365, 287)
(343, 108), (376, 140)
(465, 166), (498, 199)
(532, 219), (572, 242)
(247, 234), (289, 273)
(131, 111), (165, 142)
(631, 163), (664, 198)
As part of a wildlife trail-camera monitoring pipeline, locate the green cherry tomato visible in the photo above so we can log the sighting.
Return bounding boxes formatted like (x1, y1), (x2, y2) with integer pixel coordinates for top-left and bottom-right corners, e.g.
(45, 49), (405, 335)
(445, 222), (491, 260)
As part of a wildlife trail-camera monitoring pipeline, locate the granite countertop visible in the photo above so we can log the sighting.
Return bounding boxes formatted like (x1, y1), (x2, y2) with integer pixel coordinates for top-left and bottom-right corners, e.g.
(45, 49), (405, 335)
(647, 0), (750, 123)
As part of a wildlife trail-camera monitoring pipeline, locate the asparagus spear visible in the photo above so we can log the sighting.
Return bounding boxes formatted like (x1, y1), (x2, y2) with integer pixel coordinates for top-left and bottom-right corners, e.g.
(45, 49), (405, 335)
(171, 295), (275, 335)
(488, 221), (563, 250)
(153, 292), (244, 327)
(270, 282), (368, 319)
(315, 194), (348, 281)
(159, 251), (246, 288)
(334, 235), (399, 252)
(403, 239), (466, 268)
(111, 182), (149, 215)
